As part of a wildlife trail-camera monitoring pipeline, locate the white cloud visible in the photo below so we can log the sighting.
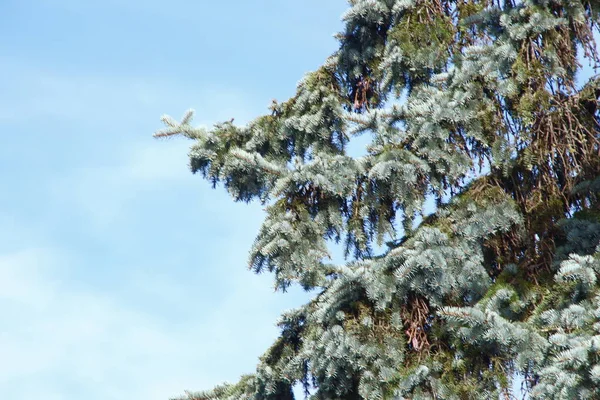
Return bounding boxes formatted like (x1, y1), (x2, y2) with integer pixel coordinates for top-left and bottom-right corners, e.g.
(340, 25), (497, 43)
(125, 140), (193, 182)
(0, 244), (305, 400)
(0, 57), (257, 126)
(0, 248), (61, 309)
(47, 138), (193, 229)
(0, 66), (150, 123)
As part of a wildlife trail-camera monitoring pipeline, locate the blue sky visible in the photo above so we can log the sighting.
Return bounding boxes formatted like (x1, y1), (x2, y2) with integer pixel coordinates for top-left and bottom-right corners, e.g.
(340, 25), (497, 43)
(0, 1), (347, 399)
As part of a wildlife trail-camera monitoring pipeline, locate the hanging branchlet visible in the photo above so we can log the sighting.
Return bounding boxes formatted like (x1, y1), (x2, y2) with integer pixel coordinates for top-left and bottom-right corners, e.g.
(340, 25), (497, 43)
(401, 294), (432, 353)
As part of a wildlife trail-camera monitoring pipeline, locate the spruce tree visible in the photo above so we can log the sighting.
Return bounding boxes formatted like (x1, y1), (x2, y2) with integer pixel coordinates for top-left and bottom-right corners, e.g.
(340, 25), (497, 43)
(154, 1), (600, 398)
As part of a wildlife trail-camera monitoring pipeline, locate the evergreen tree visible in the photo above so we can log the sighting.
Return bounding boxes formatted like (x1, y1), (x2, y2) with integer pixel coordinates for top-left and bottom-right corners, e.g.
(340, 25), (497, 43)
(154, 1), (600, 398)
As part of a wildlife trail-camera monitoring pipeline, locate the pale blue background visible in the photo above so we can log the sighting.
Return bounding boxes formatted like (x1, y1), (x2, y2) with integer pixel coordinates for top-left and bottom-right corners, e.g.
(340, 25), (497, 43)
(0, 1), (346, 399)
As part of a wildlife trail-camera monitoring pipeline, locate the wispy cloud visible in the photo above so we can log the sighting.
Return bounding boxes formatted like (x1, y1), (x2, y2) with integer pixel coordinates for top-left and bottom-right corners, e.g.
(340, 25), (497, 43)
(47, 139), (191, 227)
(44, 137), (263, 242)
(0, 248), (61, 309)
(0, 57), (257, 125)
(0, 246), (196, 399)
(0, 243), (307, 400)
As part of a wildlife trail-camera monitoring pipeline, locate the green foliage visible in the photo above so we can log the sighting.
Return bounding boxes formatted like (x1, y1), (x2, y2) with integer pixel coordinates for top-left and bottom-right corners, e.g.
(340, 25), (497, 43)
(388, 4), (455, 73)
(156, 0), (600, 398)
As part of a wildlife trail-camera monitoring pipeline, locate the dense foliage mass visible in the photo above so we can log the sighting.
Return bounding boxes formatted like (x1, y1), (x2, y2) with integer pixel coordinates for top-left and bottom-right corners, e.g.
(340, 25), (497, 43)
(155, 1), (600, 398)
